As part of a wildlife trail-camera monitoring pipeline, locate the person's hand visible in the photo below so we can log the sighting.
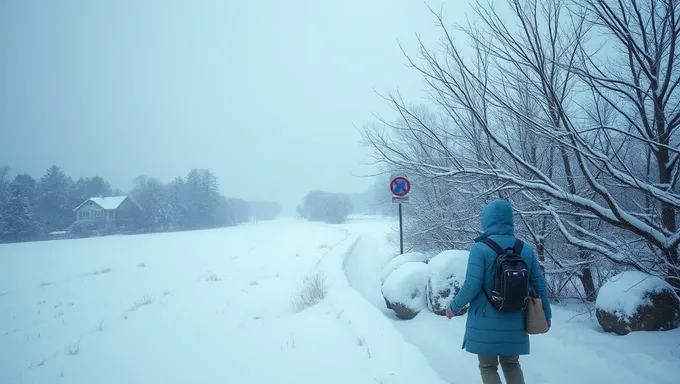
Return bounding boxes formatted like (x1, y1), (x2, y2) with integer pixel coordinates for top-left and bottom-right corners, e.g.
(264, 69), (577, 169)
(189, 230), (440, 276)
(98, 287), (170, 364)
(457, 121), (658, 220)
(446, 307), (467, 319)
(547, 320), (551, 330)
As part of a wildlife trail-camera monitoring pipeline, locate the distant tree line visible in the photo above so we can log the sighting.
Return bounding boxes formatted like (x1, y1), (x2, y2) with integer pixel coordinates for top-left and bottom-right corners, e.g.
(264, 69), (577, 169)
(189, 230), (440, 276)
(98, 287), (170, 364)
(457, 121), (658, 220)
(297, 190), (352, 224)
(0, 165), (280, 244)
(0, 165), (120, 243)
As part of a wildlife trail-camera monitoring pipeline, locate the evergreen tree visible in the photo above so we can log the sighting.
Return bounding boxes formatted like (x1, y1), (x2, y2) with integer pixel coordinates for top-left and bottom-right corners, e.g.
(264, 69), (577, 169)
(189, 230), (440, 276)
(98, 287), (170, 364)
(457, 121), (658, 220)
(87, 176), (113, 197)
(186, 169), (220, 229)
(166, 176), (189, 230)
(0, 166), (11, 242)
(2, 174), (40, 242)
(37, 165), (75, 231)
(130, 175), (169, 231)
(72, 176), (113, 205)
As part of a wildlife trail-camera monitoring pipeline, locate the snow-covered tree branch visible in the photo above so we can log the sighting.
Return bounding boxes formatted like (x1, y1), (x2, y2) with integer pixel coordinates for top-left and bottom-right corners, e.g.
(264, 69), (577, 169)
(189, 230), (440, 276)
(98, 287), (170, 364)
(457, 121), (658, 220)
(364, 0), (680, 293)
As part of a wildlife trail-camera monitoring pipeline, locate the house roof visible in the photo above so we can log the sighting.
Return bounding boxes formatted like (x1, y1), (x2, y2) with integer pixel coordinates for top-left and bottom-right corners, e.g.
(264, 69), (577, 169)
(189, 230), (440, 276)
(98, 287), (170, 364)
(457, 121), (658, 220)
(75, 196), (129, 211)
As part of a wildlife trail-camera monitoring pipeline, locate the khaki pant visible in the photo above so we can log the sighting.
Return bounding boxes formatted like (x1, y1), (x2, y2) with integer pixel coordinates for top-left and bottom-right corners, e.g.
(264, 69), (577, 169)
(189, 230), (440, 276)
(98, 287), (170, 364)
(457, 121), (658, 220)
(478, 355), (525, 384)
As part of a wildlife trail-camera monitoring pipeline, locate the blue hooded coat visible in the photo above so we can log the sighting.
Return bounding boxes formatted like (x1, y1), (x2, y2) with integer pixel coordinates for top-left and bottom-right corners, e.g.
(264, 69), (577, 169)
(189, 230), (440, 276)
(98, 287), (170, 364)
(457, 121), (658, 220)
(448, 200), (552, 356)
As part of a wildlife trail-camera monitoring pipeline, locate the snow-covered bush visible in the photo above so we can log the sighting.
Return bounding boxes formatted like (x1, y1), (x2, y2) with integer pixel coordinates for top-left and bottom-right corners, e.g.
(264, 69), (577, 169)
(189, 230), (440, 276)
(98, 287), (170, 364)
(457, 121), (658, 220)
(380, 251), (428, 309)
(381, 252), (428, 285)
(595, 271), (680, 335)
(426, 250), (469, 316)
(382, 262), (429, 319)
(68, 220), (101, 238)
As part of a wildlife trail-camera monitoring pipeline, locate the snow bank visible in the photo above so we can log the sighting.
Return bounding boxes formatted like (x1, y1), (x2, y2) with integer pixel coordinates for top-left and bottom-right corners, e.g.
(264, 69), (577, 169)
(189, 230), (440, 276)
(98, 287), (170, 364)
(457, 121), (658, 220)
(595, 271), (674, 320)
(321, 235), (449, 384)
(380, 251), (427, 284)
(426, 250), (469, 315)
(382, 262), (429, 317)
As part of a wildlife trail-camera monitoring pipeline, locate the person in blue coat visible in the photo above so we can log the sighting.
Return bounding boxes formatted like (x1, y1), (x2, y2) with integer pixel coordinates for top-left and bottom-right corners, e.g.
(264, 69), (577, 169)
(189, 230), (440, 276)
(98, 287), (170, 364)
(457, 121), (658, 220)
(446, 200), (552, 384)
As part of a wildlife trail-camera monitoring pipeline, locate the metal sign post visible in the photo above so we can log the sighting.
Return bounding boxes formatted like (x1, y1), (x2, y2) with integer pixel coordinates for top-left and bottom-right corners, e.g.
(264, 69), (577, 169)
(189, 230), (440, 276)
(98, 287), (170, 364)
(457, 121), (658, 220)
(390, 176), (411, 254)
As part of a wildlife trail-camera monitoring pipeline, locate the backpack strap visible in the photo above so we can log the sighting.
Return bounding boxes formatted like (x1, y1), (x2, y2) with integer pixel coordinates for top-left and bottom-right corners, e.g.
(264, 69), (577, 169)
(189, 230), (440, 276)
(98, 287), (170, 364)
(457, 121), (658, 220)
(513, 239), (524, 255)
(485, 238), (525, 256)
(482, 238), (504, 255)
(481, 238), (503, 305)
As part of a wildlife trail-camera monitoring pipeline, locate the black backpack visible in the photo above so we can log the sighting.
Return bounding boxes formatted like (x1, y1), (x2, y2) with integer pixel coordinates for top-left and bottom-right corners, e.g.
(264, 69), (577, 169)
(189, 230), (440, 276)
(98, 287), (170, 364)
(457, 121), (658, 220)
(482, 238), (530, 312)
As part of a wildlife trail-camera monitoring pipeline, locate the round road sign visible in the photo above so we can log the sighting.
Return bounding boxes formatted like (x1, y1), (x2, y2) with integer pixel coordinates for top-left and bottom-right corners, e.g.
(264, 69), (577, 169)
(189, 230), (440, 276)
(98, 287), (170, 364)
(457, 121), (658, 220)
(390, 176), (411, 197)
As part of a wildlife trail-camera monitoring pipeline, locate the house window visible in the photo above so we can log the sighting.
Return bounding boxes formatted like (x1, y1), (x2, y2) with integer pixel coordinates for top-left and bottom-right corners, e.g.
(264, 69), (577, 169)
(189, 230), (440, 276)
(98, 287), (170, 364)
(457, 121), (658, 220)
(80, 211), (91, 219)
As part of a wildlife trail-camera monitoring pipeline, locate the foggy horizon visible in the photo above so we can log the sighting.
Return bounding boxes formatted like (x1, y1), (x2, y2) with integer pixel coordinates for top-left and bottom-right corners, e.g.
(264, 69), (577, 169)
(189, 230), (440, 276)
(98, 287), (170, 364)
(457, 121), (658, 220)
(0, 0), (457, 212)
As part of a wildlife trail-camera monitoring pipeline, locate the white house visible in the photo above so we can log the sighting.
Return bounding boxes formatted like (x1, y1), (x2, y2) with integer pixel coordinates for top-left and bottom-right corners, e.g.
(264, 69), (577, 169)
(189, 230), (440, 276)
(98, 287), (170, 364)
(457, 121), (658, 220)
(73, 196), (142, 232)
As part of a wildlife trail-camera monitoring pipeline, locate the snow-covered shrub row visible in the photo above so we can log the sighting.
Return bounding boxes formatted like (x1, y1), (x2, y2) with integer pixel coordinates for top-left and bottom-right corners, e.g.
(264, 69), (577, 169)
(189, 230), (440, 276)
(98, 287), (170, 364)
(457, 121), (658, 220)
(380, 249), (470, 319)
(378, 249), (680, 336)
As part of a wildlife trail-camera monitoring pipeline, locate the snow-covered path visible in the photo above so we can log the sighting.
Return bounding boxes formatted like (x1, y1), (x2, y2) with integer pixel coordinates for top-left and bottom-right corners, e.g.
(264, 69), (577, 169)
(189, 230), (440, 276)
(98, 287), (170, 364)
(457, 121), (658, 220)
(0, 218), (447, 384)
(342, 219), (680, 384)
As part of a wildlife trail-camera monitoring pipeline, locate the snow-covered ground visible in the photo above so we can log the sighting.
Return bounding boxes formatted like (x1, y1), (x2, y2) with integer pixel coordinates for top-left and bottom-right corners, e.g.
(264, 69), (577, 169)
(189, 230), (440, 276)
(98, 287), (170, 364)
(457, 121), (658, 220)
(342, 218), (680, 384)
(0, 218), (444, 384)
(1, 216), (679, 384)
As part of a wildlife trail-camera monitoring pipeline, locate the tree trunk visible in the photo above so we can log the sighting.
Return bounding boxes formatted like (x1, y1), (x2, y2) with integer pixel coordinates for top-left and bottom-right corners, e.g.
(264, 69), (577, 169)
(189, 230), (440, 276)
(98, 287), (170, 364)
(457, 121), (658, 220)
(579, 252), (598, 302)
(654, 109), (679, 288)
(537, 216), (547, 274)
(665, 247), (680, 291)
(560, 149), (597, 302)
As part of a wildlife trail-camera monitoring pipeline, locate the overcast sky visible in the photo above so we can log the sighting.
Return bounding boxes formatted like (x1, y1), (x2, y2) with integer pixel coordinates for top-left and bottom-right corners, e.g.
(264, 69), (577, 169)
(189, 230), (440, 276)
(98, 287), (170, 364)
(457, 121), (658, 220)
(0, 0), (470, 211)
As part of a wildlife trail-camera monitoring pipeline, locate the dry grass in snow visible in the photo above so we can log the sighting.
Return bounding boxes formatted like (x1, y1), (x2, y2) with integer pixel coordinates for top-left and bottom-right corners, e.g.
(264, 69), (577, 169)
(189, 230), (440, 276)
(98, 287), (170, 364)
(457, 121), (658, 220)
(292, 270), (327, 312)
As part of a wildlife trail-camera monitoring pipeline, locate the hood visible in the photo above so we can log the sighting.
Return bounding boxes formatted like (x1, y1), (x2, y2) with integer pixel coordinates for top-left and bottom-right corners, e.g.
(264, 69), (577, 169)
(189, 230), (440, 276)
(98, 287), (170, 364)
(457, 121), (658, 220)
(474, 199), (515, 242)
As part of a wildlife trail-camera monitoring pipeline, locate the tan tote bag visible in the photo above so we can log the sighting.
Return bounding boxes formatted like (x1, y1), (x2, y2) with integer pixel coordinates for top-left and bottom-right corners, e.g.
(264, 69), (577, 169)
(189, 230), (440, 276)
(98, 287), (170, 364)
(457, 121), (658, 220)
(525, 292), (549, 335)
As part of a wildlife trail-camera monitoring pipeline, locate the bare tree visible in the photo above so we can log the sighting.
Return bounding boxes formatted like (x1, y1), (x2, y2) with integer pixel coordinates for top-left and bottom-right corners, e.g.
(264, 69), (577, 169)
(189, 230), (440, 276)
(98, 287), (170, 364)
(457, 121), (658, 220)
(364, 0), (680, 292)
(363, 103), (486, 251)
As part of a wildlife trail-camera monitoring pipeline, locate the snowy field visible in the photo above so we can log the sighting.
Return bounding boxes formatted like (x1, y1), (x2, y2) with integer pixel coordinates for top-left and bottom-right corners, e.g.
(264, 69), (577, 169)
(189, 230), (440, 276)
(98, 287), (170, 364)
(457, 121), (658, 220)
(0, 218), (443, 384)
(1, 217), (679, 384)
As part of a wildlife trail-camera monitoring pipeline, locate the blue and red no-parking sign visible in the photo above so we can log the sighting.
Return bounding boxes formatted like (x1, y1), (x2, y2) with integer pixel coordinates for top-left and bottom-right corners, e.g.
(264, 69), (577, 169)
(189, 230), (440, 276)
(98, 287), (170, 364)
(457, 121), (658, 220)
(390, 176), (411, 197)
